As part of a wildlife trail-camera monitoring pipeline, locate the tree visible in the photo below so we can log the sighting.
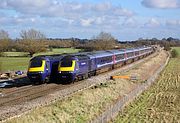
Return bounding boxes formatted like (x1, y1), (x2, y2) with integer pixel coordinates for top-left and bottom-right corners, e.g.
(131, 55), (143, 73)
(88, 32), (117, 51)
(0, 29), (11, 52)
(17, 29), (47, 57)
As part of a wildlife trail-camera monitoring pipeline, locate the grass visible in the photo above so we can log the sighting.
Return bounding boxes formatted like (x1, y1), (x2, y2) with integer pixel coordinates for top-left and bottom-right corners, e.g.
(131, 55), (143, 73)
(35, 48), (81, 56)
(113, 47), (180, 123)
(1, 48), (81, 57)
(172, 47), (180, 56)
(7, 79), (134, 123)
(0, 48), (81, 72)
(1, 52), (29, 57)
(0, 57), (29, 72)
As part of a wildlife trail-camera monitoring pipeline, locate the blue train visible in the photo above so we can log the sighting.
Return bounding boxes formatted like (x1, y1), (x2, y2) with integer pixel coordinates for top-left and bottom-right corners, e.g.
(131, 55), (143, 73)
(27, 55), (63, 84)
(58, 47), (153, 82)
(27, 47), (153, 84)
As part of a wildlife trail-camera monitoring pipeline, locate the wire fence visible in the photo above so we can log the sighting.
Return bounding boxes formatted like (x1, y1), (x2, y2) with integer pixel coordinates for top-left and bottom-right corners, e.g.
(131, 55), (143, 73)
(91, 52), (170, 123)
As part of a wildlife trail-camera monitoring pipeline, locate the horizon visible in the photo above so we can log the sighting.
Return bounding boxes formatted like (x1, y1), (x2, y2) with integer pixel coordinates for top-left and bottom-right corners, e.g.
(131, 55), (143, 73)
(0, 0), (180, 40)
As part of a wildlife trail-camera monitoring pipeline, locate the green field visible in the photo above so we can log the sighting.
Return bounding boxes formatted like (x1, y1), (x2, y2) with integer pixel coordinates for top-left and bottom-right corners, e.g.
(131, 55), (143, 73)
(0, 57), (29, 71)
(114, 47), (180, 122)
(0, 48), (81, 72)
(1, 52), (29, 57)
(172, 47), (180, 56)
(35, 48), (81, 56)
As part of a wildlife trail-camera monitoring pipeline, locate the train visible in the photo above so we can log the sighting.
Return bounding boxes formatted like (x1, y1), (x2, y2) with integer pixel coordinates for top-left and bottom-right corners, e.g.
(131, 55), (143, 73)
(27, 55), (64, 84)
(27, 46), (154, 84)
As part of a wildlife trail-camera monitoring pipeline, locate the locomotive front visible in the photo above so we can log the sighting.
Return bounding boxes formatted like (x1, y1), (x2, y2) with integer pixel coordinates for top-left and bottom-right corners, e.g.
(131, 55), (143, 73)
(58, 56), (77, 82)
(27, 57), (49, 84)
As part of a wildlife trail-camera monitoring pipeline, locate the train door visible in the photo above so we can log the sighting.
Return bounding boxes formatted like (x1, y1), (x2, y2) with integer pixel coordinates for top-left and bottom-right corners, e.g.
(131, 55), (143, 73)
(46, 61), (51, 74)
(88, 59), (95, 71)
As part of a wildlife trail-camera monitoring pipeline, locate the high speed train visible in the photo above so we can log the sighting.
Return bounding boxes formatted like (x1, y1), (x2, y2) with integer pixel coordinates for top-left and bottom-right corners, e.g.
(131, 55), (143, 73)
(58, 47), (153, 83)
(27, 47), (153, 84)
(27, 55), (63, 84)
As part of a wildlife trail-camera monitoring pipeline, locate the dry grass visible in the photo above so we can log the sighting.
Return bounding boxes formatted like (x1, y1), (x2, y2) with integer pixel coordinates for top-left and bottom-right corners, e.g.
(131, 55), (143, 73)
(113, 48), (180, 123)
(7, 50), (168, 123)
(7, 79), (135, 123)
(120, 50), (168, 83)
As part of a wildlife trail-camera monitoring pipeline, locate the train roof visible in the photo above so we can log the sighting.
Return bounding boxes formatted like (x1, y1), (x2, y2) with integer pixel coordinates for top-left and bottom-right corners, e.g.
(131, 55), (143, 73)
(91, 51), (113, 57)
(30, 54), (64, 61)
(106, 50), (125, 55)
(138, 47), (151, 50)
(62, 54), (90, 61)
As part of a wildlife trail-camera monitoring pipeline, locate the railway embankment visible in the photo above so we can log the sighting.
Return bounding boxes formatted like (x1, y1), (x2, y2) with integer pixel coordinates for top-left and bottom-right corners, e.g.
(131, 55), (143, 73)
(4, 49), (168, 123)
(113, 48), (180, 122)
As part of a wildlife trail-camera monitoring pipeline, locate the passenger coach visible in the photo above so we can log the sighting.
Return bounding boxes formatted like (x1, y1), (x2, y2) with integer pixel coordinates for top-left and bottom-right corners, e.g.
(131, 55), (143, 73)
(58, 46), (153, 83)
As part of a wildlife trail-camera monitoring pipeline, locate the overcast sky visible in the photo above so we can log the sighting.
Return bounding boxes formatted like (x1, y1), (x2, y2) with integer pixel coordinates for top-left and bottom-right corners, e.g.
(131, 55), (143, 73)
(0, 0), (180, 40)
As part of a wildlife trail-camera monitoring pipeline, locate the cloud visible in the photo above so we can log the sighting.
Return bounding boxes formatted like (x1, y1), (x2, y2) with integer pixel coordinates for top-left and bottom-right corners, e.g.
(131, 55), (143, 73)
(122, 17), (137, 27)
(0, 0), (136, 29)
(166, 20), (180, 26)
(0, 0), (134, 18)
(0, 0), (137, 39)
(144, 18), (161, 27)
(142, 0), (180, 9)
(80, 18), (94, 27)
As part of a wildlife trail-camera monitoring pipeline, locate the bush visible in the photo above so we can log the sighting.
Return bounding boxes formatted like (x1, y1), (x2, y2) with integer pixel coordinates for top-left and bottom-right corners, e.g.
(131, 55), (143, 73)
(171, 49), (178, 58)
(164, 45), (171, 51)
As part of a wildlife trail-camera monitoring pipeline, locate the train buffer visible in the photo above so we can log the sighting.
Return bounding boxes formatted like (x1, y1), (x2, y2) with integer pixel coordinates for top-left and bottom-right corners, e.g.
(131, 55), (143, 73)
(110, 75), (137, 81)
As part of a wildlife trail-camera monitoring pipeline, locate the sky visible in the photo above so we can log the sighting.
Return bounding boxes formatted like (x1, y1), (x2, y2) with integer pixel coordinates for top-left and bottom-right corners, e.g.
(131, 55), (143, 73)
(0, 0), (180, 40)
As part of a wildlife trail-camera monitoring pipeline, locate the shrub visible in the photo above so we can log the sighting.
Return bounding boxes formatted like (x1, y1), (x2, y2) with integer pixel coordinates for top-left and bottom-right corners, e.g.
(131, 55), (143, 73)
(171, 49), (178, 58)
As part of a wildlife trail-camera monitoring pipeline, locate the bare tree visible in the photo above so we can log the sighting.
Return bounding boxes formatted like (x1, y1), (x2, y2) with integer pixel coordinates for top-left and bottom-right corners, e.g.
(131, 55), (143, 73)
(89, 32), (117, 50)
(0, 29), (11, 52)
(20, 29), (46, 39)
(17, 29), (47, 57)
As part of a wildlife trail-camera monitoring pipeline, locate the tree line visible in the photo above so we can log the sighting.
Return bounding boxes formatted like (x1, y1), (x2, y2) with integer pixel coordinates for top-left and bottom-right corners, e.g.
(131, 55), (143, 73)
(0, 29), (180, 57)
(0, 29), (119, 57)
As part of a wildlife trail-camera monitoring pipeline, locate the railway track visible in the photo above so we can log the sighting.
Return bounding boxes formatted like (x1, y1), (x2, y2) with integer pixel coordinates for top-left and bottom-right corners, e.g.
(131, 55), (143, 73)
(0, 84), (61, 106)
(0, 51), (159, 122)
(0, 81), (91, 107)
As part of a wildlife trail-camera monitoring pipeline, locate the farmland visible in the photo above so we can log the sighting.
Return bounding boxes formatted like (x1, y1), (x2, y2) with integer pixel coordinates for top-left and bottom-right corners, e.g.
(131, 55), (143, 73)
(0, 48), (80, 72)
(0, 57), (29, 71)
(114, 47), (180, 123)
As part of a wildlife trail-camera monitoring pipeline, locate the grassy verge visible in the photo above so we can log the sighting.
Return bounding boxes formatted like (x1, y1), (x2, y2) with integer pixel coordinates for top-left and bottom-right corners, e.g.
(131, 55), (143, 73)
(113, 47), (180, 123)
(6, 50), (167, 123)
(7, 79), (135, 123)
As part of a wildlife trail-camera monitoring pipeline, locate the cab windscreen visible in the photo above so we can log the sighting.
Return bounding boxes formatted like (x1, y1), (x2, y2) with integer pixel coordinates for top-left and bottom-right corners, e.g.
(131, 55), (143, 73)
(30, 60), (42, 68)
(61, 61), (72, 67)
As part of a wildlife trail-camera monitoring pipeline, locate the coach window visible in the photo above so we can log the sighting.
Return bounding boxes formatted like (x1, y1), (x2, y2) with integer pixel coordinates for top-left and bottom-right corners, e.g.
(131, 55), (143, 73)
(120, 54), (123, 59)
(135, 51), (139, 55)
